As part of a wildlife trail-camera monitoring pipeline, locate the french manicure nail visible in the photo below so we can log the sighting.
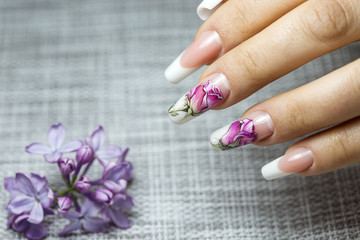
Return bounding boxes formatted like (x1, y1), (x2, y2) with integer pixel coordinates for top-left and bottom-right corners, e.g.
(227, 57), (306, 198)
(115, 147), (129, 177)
(261, 148), (314, 180)
(210, 111), (274, 150)
(197, 0), (224, 21)
(168, 73), (230, 124)
(165, 31), (222, 84)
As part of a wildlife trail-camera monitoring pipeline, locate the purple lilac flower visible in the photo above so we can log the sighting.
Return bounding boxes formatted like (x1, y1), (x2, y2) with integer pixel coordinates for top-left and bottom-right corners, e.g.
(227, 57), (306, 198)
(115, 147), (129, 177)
(58, 198), (109, 236)
(216, 119), (258, 150)
(101, 193), (134, 229)
(5, 173), (54, 224)
(76, 145), (94, 165)
(59, 157), (76, 175)
(25, 123), (83, 163)
(101, 161), (132, 193)
(75, 176), (92, 193)
(8, 213), (47, 240)
(58, 197), (72, 214)
(85, 126), (128, 167)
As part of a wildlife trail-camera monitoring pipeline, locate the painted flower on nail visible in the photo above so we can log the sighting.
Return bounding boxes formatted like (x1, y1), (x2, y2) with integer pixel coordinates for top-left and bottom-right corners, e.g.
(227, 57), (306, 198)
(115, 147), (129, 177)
(168, 81), (223, 119)
(213, 119), (257, 150)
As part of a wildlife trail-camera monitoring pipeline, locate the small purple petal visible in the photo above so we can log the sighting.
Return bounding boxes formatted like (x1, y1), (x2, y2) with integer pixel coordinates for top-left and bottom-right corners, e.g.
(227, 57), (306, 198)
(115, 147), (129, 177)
(89, 126), (105, 152)
(104, 180), (127, 193)
(4, 177), (22, 197)
(59, 140), (83, 153)
(96, 145), (123, 160)
(117, 147), (129, 163)
(44, 152), (63, 163)
(7, 195), (35, 214)
(82, 217), (109, 233)
(47, 123), (66, 150)
(38, 188), (52, 208)
(58, 220), (81, 237)
(93, 188), (113, 204)
(27, 202), (44, 224)
(112, 193), (135, 210)
(12, 214), (30, 232)
(85, 136), (93, 149)
(25, 143), (52, 155)
(7, 214), (17, 229)
(105, 208), (131, 229)
(15, 173), (36, 197)
(58, 197), (72, 214)
(29, 173), (48, 193)
(81, 198), (102, 217)
(62, 211), (81, 221)
(25, 222), (47, 240)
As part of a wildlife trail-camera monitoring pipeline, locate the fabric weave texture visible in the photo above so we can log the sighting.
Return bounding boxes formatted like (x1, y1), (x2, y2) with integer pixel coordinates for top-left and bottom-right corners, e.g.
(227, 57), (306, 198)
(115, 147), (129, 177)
(0, 0), (360, 239)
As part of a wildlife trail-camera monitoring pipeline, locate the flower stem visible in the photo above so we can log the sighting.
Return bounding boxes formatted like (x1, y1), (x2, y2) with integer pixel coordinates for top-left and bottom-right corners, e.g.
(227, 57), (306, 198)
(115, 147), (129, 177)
(80, 158), (95, 178)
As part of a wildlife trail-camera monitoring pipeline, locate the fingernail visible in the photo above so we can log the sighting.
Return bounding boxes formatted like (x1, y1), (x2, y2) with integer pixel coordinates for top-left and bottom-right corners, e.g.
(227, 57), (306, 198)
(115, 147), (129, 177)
(168, 73), (229, 124)
(165, 31), (222, 84)
(210, 111), (274, 150)
(197, 0), (224, 21)
(261, 148), (313, 180)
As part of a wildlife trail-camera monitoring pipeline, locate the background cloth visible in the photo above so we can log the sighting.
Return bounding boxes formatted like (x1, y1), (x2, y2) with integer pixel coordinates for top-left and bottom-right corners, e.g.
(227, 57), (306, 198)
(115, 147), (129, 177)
(0, 0), (360, 239)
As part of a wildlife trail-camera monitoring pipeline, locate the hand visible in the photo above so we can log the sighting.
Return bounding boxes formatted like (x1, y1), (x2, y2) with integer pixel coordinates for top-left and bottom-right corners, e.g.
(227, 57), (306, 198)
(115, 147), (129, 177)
(165, 0), (360, 180)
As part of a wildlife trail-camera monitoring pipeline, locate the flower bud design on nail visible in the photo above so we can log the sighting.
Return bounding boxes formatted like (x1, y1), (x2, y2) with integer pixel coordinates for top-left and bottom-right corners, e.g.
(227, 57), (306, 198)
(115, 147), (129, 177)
(212, 119), (257, 150)
(168, 81), (223, 123)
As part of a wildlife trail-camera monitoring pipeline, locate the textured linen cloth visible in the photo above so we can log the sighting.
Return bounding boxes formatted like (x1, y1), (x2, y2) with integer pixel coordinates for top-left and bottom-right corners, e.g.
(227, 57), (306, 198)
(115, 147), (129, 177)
(0, 0), (360, 239)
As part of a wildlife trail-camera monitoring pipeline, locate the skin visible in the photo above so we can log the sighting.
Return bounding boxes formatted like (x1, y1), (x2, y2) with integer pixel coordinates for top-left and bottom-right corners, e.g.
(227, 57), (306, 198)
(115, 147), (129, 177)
(192, 0), (360, 176)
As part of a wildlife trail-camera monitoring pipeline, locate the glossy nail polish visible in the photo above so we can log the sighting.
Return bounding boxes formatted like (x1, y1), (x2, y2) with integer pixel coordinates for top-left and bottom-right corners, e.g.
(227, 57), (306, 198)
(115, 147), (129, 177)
(165, 31), (222, 84)
(210, 111), (274, 150)
(261, 148), (314, 180)
(168, 73), (230, 124)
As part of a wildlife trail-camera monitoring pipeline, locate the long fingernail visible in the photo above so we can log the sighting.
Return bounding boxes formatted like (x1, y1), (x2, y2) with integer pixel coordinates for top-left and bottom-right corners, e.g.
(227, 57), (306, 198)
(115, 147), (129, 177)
(165, 31), (222, 84)
(261, 148), (313, 180)
(168, 73), (229, 124)
(210, 111), (274, 150)
(197, 0), (224, 21)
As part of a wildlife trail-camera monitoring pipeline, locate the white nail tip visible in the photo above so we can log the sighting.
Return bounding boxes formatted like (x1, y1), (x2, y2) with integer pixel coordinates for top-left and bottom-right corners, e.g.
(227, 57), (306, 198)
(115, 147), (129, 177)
(164, 54), (197, 84)
(197, 0), (223, 21)
(261, 157), (291, 180)
(210, 124), (230, 147)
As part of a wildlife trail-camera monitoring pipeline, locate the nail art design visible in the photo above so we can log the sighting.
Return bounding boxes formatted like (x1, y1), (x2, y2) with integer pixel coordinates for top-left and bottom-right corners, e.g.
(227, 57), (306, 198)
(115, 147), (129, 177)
(168, 80), (223, 124)
(165, 31), (222, 84)
(211, 119), (257, 150)
(261, 148), (313, 180)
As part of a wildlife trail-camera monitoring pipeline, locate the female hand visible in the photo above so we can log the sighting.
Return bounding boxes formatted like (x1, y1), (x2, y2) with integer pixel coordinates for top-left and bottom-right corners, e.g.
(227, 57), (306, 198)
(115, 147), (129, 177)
(165, 0), (360, 180)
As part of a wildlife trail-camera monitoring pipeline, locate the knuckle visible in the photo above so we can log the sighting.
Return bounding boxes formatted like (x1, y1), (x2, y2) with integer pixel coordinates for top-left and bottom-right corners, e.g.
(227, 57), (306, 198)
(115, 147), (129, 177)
(301, 0), (353, 43)
(237, 48), (262, 80)
(329, 128), (353, 162)
(284, 95), (310, 132)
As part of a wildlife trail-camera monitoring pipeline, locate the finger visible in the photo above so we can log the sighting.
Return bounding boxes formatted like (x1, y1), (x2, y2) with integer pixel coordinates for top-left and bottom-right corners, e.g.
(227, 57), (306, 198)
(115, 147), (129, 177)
(200, 0), (360, 109)
(165, 0), (305, 83)
(261, 116), (360, 180)
(209, 58), (360, 149)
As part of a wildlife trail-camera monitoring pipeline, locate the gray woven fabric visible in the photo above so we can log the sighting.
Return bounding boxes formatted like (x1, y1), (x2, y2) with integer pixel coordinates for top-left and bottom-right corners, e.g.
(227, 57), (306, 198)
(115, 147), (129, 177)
(0, 0), (360, 239)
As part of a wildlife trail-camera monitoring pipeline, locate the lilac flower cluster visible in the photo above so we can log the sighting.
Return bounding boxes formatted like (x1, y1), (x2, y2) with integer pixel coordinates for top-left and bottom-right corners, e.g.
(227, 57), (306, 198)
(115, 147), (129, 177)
(4, 123), (134, 239)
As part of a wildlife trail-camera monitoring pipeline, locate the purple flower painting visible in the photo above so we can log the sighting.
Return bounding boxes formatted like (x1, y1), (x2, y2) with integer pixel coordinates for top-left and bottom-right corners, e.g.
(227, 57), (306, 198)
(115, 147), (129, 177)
(212, 119), (258, 150)
(168, 81), (223, 123)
